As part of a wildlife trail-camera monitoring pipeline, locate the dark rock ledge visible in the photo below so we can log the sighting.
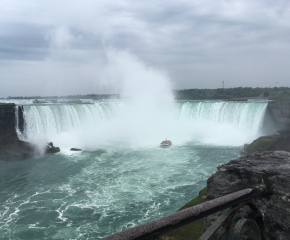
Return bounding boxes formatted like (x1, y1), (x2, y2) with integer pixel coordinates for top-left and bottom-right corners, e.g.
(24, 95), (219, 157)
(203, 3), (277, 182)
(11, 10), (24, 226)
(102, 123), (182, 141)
(0, 103), (60, 162)
(0, 103), (35, 162)
(204, 151), (290, 240)
(0, 139), (36, 162)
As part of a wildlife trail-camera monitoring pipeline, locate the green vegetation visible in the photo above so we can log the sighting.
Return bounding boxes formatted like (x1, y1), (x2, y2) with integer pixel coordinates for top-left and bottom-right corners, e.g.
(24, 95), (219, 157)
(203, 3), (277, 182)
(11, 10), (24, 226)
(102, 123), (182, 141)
(159, 187), (207, 240)
(174, 87), (290, 100)
(245, 135), (283, 153)
(268, 91), (290, 101)
(177, 187), (207, 212)
(244, 133), (290, 154)
(7, 94), (120, 100)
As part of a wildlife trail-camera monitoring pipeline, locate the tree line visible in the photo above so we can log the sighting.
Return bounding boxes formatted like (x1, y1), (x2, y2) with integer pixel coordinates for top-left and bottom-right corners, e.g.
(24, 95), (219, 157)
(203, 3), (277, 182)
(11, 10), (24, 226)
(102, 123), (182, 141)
(7, 94), (120, 100)
(6, 87), (290, 101)
(174, 87), (290, 100)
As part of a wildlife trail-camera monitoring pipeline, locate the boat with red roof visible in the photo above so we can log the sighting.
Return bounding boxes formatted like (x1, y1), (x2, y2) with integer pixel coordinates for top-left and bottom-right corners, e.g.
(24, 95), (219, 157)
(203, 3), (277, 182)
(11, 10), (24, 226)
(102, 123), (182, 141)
(160, 138), (172, 148)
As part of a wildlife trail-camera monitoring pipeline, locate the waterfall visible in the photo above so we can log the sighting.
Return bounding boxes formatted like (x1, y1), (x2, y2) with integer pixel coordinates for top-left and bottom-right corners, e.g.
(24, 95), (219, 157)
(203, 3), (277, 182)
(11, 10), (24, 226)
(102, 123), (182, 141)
(23, 103), (119, 141)
(178, 101), (267, 132)
(21, 101), (268, 148)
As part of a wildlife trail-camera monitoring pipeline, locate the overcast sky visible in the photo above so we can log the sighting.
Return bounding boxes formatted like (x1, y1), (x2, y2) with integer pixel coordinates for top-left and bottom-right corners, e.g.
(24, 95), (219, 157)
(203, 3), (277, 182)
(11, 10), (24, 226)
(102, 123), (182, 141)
(1, 0), (290, 97)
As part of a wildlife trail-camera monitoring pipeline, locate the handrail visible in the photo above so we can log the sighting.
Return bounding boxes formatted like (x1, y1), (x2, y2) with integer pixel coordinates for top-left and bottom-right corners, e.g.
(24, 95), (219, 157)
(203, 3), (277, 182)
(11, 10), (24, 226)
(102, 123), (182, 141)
(100, 185), (267, 240)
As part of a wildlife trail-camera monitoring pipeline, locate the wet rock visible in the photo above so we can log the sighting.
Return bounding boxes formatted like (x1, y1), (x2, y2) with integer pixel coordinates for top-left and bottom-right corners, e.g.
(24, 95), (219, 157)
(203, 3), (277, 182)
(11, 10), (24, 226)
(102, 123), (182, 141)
(46, 142), (60, 153)
(70, 148), (82, 151)
(204, 151), (290, 239)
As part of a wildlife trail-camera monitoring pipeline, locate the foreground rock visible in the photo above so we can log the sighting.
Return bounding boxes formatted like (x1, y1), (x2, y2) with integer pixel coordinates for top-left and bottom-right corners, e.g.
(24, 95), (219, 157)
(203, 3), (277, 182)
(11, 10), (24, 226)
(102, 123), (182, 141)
(204, 151), (290, 239)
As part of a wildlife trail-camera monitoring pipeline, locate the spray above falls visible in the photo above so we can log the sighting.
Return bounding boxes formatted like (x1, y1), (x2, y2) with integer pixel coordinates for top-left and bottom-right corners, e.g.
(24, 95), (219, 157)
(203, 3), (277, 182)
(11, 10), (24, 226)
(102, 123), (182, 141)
(102, 49), (173, 103)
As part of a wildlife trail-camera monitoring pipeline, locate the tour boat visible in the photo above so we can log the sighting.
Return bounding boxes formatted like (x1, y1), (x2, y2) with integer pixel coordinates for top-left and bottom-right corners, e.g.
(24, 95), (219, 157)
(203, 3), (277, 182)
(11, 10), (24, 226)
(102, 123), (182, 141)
(160, 139), (172, 148)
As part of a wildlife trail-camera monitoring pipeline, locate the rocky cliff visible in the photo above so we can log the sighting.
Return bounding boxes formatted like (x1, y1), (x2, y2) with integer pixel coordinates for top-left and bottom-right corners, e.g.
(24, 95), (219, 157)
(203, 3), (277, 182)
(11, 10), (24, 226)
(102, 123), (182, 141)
(205, 151), (290, 239)
(267, 99), (290, 130)
(0, 103), (35, 161)
(241, 98), (290, 154)
(0, 103), (20, 142)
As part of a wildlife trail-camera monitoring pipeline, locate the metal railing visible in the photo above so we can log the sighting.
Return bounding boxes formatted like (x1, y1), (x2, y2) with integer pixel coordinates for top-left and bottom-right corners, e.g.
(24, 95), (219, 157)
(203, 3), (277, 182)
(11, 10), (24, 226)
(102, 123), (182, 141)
(100, 184), (267, 240)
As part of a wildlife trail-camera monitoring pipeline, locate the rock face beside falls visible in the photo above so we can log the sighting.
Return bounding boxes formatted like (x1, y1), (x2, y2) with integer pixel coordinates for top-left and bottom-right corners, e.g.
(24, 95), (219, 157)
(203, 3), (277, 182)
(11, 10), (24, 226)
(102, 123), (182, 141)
(0, 103), (35, 161)
(267, 99), (290, 130)
(0, 103), (23, 142)
(204, 151), (290, 240)
(242, 131), (290, 154)
(241, 98), (290, 154)
(0, 103), (60, 161)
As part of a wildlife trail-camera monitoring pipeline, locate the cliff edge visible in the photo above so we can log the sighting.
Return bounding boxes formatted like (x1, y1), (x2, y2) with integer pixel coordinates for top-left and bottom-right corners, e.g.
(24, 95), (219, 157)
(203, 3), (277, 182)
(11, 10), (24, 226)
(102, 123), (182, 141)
(205, 151), (290, 239)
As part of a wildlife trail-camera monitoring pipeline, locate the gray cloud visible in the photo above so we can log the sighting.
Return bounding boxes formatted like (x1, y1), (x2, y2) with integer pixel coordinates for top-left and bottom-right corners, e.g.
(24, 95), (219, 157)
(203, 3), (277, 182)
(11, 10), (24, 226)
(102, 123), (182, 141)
(1, 0), (290, 97)
(0, 23), (50, 60)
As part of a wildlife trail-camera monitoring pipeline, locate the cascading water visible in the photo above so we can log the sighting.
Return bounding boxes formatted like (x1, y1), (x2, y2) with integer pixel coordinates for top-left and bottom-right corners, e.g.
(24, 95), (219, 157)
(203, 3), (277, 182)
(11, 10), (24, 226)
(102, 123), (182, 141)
(14, 105), (20, 137)
(14, 105), (25, 141)
(22, 101), (267, 149)
(179, 101), (265, 130)
(23, 103), (119, 142)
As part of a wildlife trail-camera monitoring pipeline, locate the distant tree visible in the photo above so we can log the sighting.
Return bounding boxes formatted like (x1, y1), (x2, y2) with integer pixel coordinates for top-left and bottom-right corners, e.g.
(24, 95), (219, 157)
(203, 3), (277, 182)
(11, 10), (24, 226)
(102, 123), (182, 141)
(263, 92), (270, 97)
